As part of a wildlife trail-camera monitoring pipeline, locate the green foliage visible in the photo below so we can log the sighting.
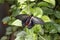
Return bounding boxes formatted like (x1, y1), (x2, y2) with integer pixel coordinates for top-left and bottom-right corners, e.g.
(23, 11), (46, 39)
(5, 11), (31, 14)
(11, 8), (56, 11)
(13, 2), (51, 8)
(37, 2), (53, 8)
(54, 11), (60, 19)
(10, 5), (20, 17)
(41, 7), (54, 15)
(6, 27), (12, 35)
(44, 22), (57, 33)
(43, 0), (55, 6)
(1, 36), (7, 40)
(15, 31), (26, 40)
(6, 0), (16, 5)
(1, 0), (60, 40)
(0, 0), (4, 4)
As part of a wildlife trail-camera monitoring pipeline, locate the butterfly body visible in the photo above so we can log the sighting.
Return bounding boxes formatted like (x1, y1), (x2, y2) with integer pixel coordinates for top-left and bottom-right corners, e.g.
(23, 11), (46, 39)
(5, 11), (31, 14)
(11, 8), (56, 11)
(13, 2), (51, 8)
(15, 14), (44, 29)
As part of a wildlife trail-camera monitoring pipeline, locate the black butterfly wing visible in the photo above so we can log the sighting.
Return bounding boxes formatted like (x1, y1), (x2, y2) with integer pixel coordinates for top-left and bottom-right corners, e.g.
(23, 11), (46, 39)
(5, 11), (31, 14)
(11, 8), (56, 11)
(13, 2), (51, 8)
(15, 14), (30, 21)
(31, 17), (44, 25)
(15, 14), (31, 27)
(27, 21), (34, 29)
(15, 14), (44, 29)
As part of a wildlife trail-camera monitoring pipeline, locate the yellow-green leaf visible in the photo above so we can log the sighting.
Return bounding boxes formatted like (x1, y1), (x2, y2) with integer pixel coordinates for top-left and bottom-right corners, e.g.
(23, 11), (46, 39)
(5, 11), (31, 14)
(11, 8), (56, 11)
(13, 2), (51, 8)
(43, 0), (55, 6)
(11, 19), (22, 26)
(41, 15), (51, 22)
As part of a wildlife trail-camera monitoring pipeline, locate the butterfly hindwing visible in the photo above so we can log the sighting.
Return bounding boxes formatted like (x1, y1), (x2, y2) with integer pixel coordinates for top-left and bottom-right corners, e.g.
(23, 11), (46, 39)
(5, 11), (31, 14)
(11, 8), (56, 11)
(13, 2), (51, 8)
(32, 17), (44, 25)
(27, 20), (34, 29)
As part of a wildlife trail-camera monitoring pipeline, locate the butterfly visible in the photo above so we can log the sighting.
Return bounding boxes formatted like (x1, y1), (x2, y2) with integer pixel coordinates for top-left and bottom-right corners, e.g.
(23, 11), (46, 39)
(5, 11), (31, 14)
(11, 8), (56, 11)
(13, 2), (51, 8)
(15, 14), (44, 29)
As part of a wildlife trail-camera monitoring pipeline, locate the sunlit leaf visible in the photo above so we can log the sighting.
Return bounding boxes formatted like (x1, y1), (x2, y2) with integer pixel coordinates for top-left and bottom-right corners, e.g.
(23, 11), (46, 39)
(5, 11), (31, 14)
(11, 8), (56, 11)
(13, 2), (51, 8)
(29, 3), (35, 7)
(32, 24), (44, 35)
(16, 31), (26, 37)
(30, 0), (35, 1)
(37, 2), (53, 8)
(20, 7), (29, 14)
(19, 4), (27, 9)
(11, 19), (22, 26)
(15, 31), (26, 40)
(43, 0), (55, 6)
(33, 7), (43, 18)
(24, 28), (33, 34)
(25, 33), (37, 40)
(21, 7), (43, 18)
(1, 36), (7, 40)
(24, 28), (37, 40)
(18, 0), (26, 4)
(41, 15), (51, 22)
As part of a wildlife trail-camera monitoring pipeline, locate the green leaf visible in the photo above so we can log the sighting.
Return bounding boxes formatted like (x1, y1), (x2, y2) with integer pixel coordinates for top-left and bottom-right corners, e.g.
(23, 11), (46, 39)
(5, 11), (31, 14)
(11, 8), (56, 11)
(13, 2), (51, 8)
(25, 34), (37, 40)
(44, 22), (57, 33)
(30, 7), (43, 18)
(49, 28), (57, 33)
(15, 30), (37, 40)
(21, 7), (43, 18)
(20, 7), (30, 14)
(32, 24), (44, 35)
(1, 36), (7, 40)
(11, 19), (22, 26)
(24, 28), (37, 40)
(41, 7), (54, 15)
(30, 0), (35, 1)
(11, 8), (20, 17)
(18, 0), (27, 4)
(37, 2), (53, 8)
(2, 16), (11, 24)
(54, 24), (60, 33)
(29, 3), (35, 7)
(15, 31), (26, 40)
(43, 0), (55, 6)
(10, 5), (20, 17)
(6, 27), (12, 35)
(54, 34), (60, 40)
(54, 11), (60, 19)
(55, 19), (60, 24)
(41, 15), (51, 22)
(43, 34), (51, 40)
(19, 4), (27, 9)
(24, 28), (33, 35)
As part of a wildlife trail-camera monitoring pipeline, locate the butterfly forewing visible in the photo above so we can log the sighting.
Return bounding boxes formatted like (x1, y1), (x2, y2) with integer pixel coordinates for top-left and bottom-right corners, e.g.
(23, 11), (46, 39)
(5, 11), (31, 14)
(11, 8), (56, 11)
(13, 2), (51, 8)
(15, 14), (29, 21)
